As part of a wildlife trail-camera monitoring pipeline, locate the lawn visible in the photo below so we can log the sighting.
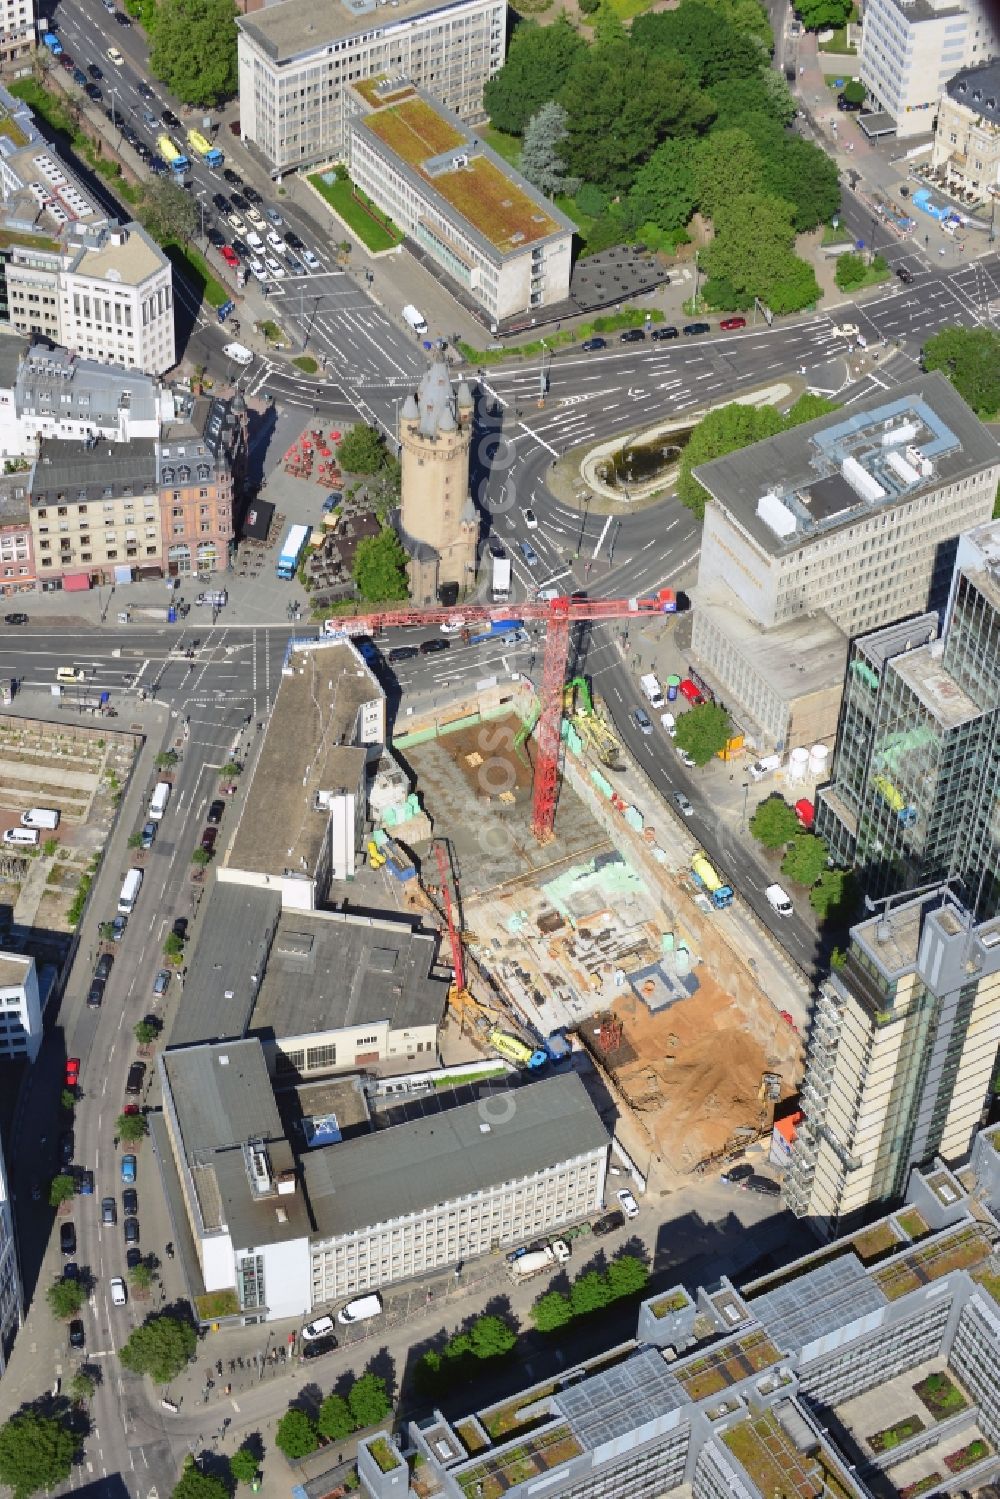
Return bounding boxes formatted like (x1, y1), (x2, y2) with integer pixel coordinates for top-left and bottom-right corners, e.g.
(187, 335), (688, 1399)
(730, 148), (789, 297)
(308, 171), (403, 253)
(868, 1415), (925, 1454)
(945, 1438), (990, 1474)
(367, 97), (464, 167)
(818, 27), (857, 52)
(897, 1208), (929, 1240)
(481, 125), (521, 168)
(195, 1288), (240, 1319)
(913, 1371), (968, 1421)
(851, 1222), (899, 1262)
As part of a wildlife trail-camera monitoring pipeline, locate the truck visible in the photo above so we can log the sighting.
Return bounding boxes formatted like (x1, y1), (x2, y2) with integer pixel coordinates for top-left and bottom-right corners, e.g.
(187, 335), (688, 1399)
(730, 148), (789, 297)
(369, 830), (415, 881)
(490, 1028), (534, 1066)
(41, 31), (63, 54)
(491, 554), (511, 603)
(118, 868), (143, 915)
(276, 522), (310, 580)
(129, 606), (177, 624)
(21, 808), (60, 831)
(506, 1240), (570, 1281)
(690, 852), (734, 910)
(469, 618), (523, 645)
(186, 129), (223, 169)
(640, 673), (665, 709)
(149, 781), (171, 822)
(156, 136), (189, 174)
(402, 304), (428, 335)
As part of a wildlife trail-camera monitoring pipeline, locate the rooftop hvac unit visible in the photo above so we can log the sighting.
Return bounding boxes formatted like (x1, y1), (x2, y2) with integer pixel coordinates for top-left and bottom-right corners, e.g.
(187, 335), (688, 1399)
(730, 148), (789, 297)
(881, 420), (918, 448)
(905, 444), (933, 477)
(251, 1149), (271, 1192)
(886, 449), (920, 485)
(757, 490), (796, 538)
(841, 454), (886, 503)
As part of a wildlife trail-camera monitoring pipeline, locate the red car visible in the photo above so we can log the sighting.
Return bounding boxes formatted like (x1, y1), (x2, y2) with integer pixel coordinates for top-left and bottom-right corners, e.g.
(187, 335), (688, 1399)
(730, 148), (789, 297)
(65, 1057), (80, 1087)
(122, 1103), (139, 1116)
(720, 316), (746, 331)
(220, 245), (240, 268)
(679, 678), (705, 706)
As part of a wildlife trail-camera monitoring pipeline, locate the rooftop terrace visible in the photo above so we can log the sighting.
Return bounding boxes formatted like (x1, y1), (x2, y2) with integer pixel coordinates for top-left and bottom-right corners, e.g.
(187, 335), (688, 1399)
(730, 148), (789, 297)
(873, 1223), (991, 1301)
(722, 1408), (860, 1499)
(675, 1330), (781, 1401)
(455, 1425), (583, 1499)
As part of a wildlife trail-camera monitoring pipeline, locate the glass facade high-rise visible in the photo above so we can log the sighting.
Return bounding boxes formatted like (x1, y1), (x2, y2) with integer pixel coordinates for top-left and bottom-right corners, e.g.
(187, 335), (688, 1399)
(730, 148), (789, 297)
(817, 519), (1000, 920)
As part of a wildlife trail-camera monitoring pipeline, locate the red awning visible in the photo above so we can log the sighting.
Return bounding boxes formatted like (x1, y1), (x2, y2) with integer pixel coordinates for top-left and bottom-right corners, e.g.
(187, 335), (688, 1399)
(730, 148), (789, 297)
(61, 573), (92, 592)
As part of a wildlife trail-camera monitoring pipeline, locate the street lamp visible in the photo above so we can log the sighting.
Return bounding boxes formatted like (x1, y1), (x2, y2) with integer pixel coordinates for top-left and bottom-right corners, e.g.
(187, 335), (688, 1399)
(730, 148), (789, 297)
(538, 339), (548, 405)
(740, 781), (750, 834)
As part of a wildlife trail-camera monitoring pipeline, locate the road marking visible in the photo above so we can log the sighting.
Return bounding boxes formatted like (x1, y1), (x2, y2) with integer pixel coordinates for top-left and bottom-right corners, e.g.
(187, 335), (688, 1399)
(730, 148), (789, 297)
(592, 515), (614, 560)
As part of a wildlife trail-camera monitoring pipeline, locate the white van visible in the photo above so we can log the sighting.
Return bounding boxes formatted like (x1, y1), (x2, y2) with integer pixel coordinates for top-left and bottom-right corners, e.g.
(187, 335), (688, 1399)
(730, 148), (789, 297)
(56, 666), (85, 683)
(749, 755), (781, 781)
(110, 1276), (127, 1306)
(660, 712), (676, 737)
(21, 808), (60, 831)
(3, 826), (38, 847)
(223, 342), (254, 366)
(118, 867), (143, 914)
(337, 1293), (383, 1325)
(766, 883), (794, 917)
(640, 673), (665, 710)
(149, 781), (171, 821)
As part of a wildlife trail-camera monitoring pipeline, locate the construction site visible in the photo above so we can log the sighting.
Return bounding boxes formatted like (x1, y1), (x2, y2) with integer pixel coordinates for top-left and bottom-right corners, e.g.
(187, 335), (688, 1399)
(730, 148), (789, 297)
(349, 594), (807, 1183)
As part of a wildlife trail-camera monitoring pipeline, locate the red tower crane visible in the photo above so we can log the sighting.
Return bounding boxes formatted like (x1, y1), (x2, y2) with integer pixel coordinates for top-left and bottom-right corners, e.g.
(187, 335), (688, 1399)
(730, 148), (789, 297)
(323, 588), (677, 841)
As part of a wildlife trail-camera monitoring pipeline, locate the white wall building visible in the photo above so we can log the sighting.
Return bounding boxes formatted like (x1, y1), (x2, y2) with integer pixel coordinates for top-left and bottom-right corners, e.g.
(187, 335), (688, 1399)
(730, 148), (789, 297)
(860, 0), (999, 137)
(0, 339), (165, 459)
(0, 953), (42, 1062)
(0, 0), (34, 71)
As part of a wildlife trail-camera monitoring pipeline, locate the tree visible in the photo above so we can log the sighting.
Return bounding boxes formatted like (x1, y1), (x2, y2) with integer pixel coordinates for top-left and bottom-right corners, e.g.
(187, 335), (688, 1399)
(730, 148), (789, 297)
(605, 1254), (650, 1300)
(836, 250), (883, 290)
(127, 832), (144, 850)
(520, 103), (576, 199)
(483, 17), (585, 136)
(749, 796), (801, 849)
(762, 137), (840, 231)
(47, 1277), (86, 1319)
(129, 1261), (154, 1292)
(693, 128), (761, 218)
(150, 0), (238, 105)
(702, 190), (819, 315)
(352, 528), (409, 603)
(347, 1372), (392, 1430)
(0, 1412), (75, 1499)
(841, 78), (866, 105)
(337, 422), (385, 474)
(678, 401), (788, 517)
(191, 847), (211, 867)
(468, 1314), (517, 1359)
(140, 177), (199, 244)
(69, 1371), (96, 1403)
(317, 1394), (355, 1442)
(275, 1408), (318, 1460)
(796, 0), (852, 29)
(117, 1111), (149, 1142)
(49, 1173), (76, 1208)
(785, 392), (840, 426)
(61, 1088), (77, 1112)
(163, 932), (184, 963)
(135, 1020), (160, 1045)
(781, 833), (829, 888)
(171, 1465), (229, 1499)
(228, 1449), (260, 1487)
(922, 327), (1000, 419)
(120, 1314), (196, 1383)
(632, 3), (762, 85)
(757, 67), (798, 125)
(531, 1290), (573, 1330)
(569, 1269), (612, 1317)
(810, 867), (858, 921)
(155, 750), (179, 770)
(674, 703), (733, 766)
(628, 141), (697, 234)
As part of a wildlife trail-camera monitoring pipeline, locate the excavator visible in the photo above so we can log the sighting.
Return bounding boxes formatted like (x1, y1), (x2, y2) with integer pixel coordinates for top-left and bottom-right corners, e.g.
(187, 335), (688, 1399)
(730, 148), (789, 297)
(564, 676), (626, 774)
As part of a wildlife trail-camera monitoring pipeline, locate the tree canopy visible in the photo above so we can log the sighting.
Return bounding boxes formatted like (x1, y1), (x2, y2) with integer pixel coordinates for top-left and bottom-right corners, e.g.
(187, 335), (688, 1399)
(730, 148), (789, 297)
(49, 1174), (76, 1208)
(749, 796), (800, 850)
(673, 703), (733, 765)
(0, 1413), (75, 1499)
(275, 1409), (318, 1460)
(632, 2), (763, 85)
(347, 1372), (392, 1430)
(810, 867), (858, 921)
(352, 528), (409, 603)
(627, 141), (698, 234)
(171, 1467), (228, 1499)
(228, 1449), (260, 1487)
(532, 1290), (573, 1330)
(781, 833), (829, 887)
(317, 1395), (354, 1442)
(150, 0), (238, 105)
(520, 103), (576, 198)
(47, 1277), (86, 1319)
(922, 327), (1000, 419)
(337, 422), (385, 475)
(678, 402), (787, 516)
(140, 178), (198, 244)
(483, 18), (585, 135)
(119, 1314), (196, 1383)
(117, 1111), (149, 1142)
(796, 0), (852, 29)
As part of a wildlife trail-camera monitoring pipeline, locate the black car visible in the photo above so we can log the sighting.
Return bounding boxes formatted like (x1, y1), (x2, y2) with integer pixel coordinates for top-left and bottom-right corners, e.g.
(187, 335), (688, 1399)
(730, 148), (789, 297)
(126, 1061), (146, 1096)
(137, 80), (153, 98)
(114, 10), (132, 21)
(134, 141), (151, 160)
(95, 952), (114, 980)
(207, 227), (226, 247)
(60, 1222), (76, 1256)
(85, 83), (102, 100)
(284, 230), (303, 250)
(683, 322), (711, 336)
(149, 156), (168, 176)
(243, 185), (262, 205)
(87, 977), (105, 1009)
(78, 1170), (94, 1196)
(651, 325), (679, 340)
(73, 69), (87, 86)
(124, 1216), (140, 1244)
(896, 265), (914, 284)
(592, 1209), (625, 1236)
(388, 645), (419, 663)
(419, 638), (450, 655)
(63, 1261), (79, 1281)
(122, 1188), (138, 1215)
(302, 1335), (338, 1359)
(619, 328), (645, 343)
(126, 1246), (142, 1270)
(743, 1174), (781, 1197)
(60, 1131), (74, 1166)
(721, 1161), (753, 1183)
(3, 612), (28, 625)
(200, 827), (217, 854)
(69, 1319), (85, 1349)
(171, 917), (188, 941)
(582, 337), (607, 351)
(207, 799), (226, 825)
(212, 192), (229, 211)
(231, 237), (249, 259)
(88, 62), (102, 78)
(161, 108), (180, 128)
(230, 192), (248, 211)
(223, 167), (242, 186)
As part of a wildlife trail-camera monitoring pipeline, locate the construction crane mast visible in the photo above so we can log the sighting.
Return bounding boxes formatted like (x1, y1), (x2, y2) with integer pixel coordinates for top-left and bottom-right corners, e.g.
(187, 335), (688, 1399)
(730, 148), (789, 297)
(324, 589), (677, 841)
(433, 838), (465, 994)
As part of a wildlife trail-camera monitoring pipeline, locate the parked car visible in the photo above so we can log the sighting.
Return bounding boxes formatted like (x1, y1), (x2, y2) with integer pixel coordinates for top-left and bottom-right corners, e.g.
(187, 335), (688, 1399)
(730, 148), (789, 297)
(221, 245), (240, 268)
(65, 1057), (80, 1087)
(122, 1188), (138, 1216)
(387, 645), (419, 663)
(651, 325), (679, 340)
(101, 1196), (117, 1225)
(719, 316), (746, 331)
(301, 1315), (335, 1341)
(322, 491), (343, 514)
(683, 322), (711, 336)
(200, 827), (217, 854)
(85, 83), (102, 99)
(581, 337), (607, 351)
(126, 1062), (146, 1096)
(171, 917), (188, 941)
(60, 1222), (76, 1256)
(87, 977), (105, 1008)
(153, 969), (170, 998)
(126, 1247), (142, 1270)
(285, 231), (303, 250)
(140, 821), (157, 849)
(95, 952), (114, 980)
(78, 1170), (93, 1196)
(69, 1319), (85, 1349)
(63, 1261), (79, 1281)
(302, 1335), (338, 1359)
(111, 915), (127, 941)
(60, 1131), (74, 1165)
(161, 108), (181, 128)
(3, 612), (28, 625)
(616, 1187), (640, 1219)
(592, 1209), (625, 1236)
(743, 1174), (781, 1197)
(222, 166), (241, 185)
(672, 791), (695, 818)
(722, 1161), (753, 1183)
(419, 637), (450, 655)
(121, 1154), (137, 1184)
(124, 1216), (140, 1244)
(619, 327), (645, 343)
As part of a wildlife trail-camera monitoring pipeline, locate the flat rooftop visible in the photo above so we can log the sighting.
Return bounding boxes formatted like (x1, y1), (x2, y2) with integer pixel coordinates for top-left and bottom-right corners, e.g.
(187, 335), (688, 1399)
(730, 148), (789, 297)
(249, 908), (448, 1041)
(237, 0), (453, 63)
(167, 883), (281, 1048)
(697, 587), (848, 702)
(722, 1405), (866, 1498)
(225, 640), (379, 881)
(890, 643), (980, 729)
(302, 1071), (608, 1239)
(357, 90), (570, 256)
(694, 374), (1000, 558)
(68, 224), (165, 286)
(0, 953), (30, 989)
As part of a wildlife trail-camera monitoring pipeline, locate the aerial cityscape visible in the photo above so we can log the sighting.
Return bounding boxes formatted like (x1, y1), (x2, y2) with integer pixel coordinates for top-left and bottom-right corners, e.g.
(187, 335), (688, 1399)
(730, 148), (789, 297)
(0, 0), (998, 1491)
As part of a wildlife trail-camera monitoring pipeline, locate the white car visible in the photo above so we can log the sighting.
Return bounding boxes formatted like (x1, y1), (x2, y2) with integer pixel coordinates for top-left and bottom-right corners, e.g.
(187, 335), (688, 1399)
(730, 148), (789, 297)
(245, 230), (264, 250)
(439, 617), (465, 634)
(301, 1314), (335, 1341)
(247, 256), (266, 280)
(266, 229), (283, 251)
(676, 745), (696, 768)
(245, 206), (264, 226)
(264, 256), (286, 279)
(837, 323), (860, 339)
(660, 712), (676, 737)
(266, 207), (283, 225)
(301, 248), (320, 269)
(110, 1276), (127, 1306)
(616, 1188), (639, 1219)
(106, 45), (123, 65)
(227, 211), (247, 234)
(524, 508), (538, 529)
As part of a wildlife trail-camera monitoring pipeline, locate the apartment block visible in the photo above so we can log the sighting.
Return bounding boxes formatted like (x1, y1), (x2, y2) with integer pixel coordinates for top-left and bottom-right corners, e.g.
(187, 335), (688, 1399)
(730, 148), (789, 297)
(0, 471), (33, 596)
(817, 518), (1000, 913)
(236, 0), (505, 176)
(860, 0), (999, 137)
(0, 87), (174, 373)
(159, 389), (245, 577)
(0, 953), (41, 1062)
(0, 0), (34, 72)
(29, 436), (162, 585)
(691, 375), (1000, 751)
(0, 1135), (22, 1376)
(931, 59), (1000, 197)
(785, 888), (1000, 1235)
(354, 1157), (1000, 1498)
(348, 83), (574, 323)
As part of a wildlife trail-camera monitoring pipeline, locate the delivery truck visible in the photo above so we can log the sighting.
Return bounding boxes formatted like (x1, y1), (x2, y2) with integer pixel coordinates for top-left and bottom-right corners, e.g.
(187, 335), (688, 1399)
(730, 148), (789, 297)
(690, 852), (734, 910)
(640, 673), (665, 709)
(402, 304), (428, 335)
(21, 808), (60, 831)
(156, 136), (189, 174)
(491, 553), (511, 603)
(149, 781), (171, 822)
(118, 868), (143, 914)
(276, 522), (310, 581)
(186, 129), (223, 168)
(469, 618), (523, 644)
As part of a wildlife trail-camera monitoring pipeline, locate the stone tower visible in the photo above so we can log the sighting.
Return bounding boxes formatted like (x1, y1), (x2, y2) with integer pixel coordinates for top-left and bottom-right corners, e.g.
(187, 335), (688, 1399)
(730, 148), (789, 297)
(397, 359), (477, 607)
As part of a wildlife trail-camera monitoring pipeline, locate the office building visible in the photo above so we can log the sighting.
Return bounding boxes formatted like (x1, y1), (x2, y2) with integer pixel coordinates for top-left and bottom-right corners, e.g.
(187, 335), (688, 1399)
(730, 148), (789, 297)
(355, 1156), (1000, 1498)
(817, 517), (1000, 912)
(0, 0), (34, 72)
(931, 58), (1000, 197)
(784, 887), (1000, 1235)
(691, 375), (1000, 751)
(348, 83), (574, 323)
(221, 637), (385, 906)
(0, 953), (41, 1061)
(155, 1043), (608, 1323)
(0, 87), (174, 373)
(236, 0), (505, 176)
(860, 0), (999, 137)
(0, 1136), (22, 1376)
